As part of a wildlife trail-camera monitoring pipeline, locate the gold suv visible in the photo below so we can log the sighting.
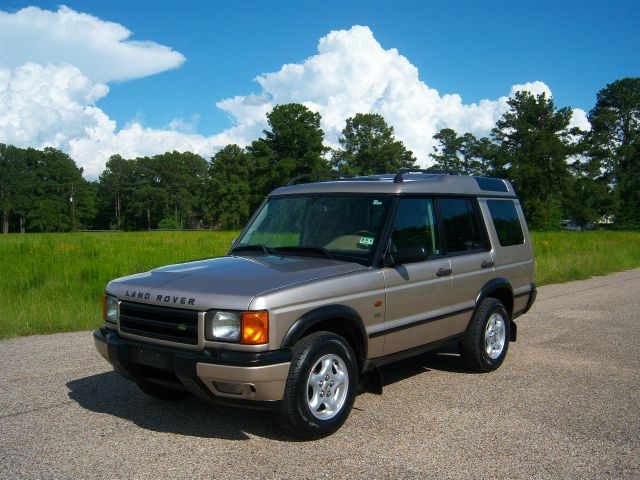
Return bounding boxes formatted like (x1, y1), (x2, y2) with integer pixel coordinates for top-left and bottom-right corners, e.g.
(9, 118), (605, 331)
(94, 171), (536, 438)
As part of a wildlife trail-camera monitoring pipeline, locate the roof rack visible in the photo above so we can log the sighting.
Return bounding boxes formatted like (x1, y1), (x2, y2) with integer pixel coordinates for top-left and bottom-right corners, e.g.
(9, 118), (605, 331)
(286, 172), (356, 186)
(286, 170), (463, 186)
(393, 169), (461, 183)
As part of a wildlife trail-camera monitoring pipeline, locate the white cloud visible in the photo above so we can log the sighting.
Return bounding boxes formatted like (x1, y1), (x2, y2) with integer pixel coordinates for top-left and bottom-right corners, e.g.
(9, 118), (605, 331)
(0, 12), (589, 178)
(215, 26), (590, 164)
(508, 81), (590, 132)
(0, 62), (230, 177)
(568, 108), (590, 132)
(167, 115), (201, 134)
(0, 63), (108, 154)
(69, 120), (227, 177)
(0, 6), (225, 176)
(0, 6), (184, 83)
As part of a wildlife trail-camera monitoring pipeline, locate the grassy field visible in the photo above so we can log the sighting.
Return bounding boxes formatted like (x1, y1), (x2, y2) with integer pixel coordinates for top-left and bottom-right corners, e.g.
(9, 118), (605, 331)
(0, 231), (238, 339)
(532, 230), (640, 285)
(1, 230), (639, 339)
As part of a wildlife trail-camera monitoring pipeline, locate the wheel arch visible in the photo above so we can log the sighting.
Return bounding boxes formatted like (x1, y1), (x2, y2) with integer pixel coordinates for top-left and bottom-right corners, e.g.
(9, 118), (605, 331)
(475, 278), (514, 317)
(473, 278), (516, 341)
(280, 305), (368, 369)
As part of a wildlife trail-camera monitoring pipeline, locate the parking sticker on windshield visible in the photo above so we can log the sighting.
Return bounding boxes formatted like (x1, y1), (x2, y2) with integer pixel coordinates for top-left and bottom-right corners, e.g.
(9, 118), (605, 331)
(372, 200), (382, 206)
(359, 236), (374, 245)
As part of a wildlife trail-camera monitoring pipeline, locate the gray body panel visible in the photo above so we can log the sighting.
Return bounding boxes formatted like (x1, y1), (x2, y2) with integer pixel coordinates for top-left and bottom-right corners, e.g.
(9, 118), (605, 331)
(250, 268), (387, 358)
(479, 198), (535, 312)
(106, 255), (367, 312)
(448, 250), (496, 335)
(380, 258), (453, 355)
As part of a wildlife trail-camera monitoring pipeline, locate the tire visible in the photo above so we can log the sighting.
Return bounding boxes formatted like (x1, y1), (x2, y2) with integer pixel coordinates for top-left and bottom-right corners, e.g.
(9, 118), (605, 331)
(461, 297), (510, 372)
(277, 331), (358, 439)
(136, 381), (189, 401)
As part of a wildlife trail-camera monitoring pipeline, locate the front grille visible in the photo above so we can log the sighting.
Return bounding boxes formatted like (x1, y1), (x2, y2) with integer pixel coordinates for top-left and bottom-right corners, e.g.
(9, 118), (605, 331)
(119, 301), (199, 345)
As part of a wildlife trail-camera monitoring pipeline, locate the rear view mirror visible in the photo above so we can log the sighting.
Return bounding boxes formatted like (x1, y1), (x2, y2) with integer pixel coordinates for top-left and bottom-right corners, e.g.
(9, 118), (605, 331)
(384, 245), (428, 267)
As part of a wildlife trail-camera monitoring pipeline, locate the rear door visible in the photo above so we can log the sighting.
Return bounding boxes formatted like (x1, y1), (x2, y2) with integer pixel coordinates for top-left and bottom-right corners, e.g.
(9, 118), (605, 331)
(483, 198), (534, 314)
(436, 197), (495, 336)
(380, 197), (454, 355)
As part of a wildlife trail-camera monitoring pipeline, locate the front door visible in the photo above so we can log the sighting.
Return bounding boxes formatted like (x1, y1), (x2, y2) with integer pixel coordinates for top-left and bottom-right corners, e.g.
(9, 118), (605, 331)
(380, 197), (454, 355)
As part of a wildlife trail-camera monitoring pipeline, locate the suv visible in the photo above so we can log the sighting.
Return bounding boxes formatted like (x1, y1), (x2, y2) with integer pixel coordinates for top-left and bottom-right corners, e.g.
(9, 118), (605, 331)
(94, 171), (536, 438)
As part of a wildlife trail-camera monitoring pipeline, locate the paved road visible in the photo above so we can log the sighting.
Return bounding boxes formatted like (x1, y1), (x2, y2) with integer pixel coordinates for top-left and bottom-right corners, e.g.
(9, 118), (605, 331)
(1, 269), (639, 479)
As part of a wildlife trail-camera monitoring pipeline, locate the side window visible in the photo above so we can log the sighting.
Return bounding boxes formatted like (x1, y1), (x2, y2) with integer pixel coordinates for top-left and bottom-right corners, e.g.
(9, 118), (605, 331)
(438, 198), (485, 253)
(391, 198), (439, 256)
(487, 200), (524, 246)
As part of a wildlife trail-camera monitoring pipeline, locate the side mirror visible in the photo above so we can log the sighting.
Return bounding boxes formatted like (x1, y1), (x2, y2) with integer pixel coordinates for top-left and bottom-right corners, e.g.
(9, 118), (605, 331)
(384, 245), (428, 267)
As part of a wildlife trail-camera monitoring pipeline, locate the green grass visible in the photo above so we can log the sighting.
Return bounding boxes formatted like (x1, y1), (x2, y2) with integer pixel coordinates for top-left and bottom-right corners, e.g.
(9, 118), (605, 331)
(531, 230), (640, 286)
(0, 230), (639, 339)
(0, 231), (237, 339)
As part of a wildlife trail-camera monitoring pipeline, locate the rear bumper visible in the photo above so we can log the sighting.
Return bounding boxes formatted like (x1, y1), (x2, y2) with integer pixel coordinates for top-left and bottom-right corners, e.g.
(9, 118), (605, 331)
(93, 327), (291, 410)
(523, 283), (537, 314)
(513, 282), (537, 320)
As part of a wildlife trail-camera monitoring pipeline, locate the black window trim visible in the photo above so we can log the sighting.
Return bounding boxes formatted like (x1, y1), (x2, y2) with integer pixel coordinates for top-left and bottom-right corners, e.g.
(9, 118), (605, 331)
(471, 198), (493, 252)
(373, 196), (401, 267)
(435, 196), (491, 258)
(245, 192), (511, 268)
(485, 198), (525, 248)
(236, 192), (394, 267)
(375, 194), (492, 266)
(381, 196), (445, 264)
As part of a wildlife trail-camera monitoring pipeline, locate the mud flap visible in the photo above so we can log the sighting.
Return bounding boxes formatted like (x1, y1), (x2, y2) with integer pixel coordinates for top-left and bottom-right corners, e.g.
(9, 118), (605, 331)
(358, 367), (383, 395)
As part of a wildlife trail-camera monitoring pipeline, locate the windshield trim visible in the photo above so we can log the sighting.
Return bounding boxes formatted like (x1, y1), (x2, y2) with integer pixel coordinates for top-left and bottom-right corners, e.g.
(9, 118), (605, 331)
(230, 193), (393, 267)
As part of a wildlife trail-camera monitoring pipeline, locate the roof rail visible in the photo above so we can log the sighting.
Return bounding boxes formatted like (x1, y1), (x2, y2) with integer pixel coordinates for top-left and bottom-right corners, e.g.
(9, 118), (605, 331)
(393, 169), (461, 183)
(286, 172), (356, 186)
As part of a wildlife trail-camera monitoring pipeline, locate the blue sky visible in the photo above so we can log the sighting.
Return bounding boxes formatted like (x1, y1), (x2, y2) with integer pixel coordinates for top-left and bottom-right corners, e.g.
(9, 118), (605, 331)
(0, 1), (638, 176)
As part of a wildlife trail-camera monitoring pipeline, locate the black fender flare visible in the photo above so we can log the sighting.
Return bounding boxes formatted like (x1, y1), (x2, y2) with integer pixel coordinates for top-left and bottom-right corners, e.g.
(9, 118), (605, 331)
(474, 277), (513, 312)
(473, 277), (516, 340)
(280, 305), (368, 361)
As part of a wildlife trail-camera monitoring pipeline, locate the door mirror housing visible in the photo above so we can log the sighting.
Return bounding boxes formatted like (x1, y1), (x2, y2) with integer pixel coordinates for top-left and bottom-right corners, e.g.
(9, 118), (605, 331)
(384, 245), (428, 267)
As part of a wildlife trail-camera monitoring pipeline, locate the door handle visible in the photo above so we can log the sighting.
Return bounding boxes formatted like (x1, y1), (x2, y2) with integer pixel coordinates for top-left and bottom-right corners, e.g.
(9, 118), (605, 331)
(481, 260), (495, 269)
(436, 267), (452, 277)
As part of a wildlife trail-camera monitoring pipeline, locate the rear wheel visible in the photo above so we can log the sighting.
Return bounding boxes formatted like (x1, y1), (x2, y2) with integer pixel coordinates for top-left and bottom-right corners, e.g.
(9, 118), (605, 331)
(278, 331), (357, 439)
(461, 298), (510, 372)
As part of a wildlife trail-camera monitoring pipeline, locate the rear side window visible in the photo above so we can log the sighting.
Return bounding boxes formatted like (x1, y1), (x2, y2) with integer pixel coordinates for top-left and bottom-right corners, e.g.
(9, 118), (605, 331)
(391, 198), (440, 256)
(438, 198), (485, 253)
(487, 200), (524, 247)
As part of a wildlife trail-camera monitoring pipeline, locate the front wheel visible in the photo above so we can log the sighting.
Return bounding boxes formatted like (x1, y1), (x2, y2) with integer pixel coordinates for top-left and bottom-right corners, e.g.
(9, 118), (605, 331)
(461, 298), (510, 372)
(278, 331), (358, 439)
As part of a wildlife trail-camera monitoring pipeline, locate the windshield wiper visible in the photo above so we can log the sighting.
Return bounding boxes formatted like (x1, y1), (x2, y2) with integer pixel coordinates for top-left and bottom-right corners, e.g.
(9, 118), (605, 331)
(272, 246), (334, 260)
(230, 244), (272, 255)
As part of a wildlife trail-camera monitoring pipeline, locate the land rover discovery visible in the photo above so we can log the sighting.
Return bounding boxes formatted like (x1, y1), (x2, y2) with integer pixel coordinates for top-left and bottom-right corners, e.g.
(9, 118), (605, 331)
(94, 170), (536, 438)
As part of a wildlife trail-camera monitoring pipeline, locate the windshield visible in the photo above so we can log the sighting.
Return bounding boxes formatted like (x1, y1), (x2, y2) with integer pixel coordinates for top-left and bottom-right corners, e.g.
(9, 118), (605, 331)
(234, 195), (390, 263)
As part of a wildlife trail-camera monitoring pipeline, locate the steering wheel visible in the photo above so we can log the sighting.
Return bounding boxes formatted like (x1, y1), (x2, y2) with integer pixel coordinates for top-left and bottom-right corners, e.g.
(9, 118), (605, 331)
(353, 230), (375, 237)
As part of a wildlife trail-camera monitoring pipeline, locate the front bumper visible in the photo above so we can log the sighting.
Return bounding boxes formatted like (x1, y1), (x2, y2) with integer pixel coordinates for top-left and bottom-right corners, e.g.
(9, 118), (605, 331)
(93, 328), (291, 410)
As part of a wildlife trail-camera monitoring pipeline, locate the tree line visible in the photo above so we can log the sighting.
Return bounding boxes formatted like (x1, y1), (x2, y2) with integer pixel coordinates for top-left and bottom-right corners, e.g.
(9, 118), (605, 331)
(1, 77), (638, 233)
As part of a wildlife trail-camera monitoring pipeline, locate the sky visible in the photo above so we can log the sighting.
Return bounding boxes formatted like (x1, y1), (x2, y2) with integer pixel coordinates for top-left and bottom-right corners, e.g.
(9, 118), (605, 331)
(0, 1), (638, 178)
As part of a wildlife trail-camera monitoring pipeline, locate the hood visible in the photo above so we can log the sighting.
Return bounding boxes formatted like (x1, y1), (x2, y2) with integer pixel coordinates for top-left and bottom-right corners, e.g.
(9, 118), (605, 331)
(106, 254), (367, 311)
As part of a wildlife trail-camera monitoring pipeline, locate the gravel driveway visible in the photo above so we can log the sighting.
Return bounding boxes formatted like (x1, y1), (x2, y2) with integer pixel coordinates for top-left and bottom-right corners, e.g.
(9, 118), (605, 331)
(1, 269), (639, 479)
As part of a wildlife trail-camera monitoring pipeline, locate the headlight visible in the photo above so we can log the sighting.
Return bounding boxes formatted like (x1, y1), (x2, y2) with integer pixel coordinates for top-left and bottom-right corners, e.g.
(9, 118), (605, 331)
(205, 310), (241, 342)
(103, 294), (118, 324)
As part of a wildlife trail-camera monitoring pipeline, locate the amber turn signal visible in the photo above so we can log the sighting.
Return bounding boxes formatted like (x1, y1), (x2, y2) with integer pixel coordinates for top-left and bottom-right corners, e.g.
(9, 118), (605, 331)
(102, 294), (107, 321)
(241, 311), (269, 344)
